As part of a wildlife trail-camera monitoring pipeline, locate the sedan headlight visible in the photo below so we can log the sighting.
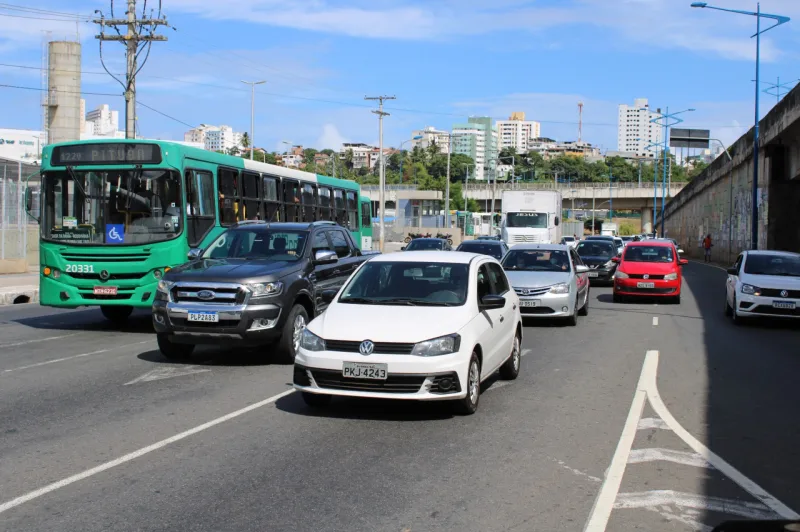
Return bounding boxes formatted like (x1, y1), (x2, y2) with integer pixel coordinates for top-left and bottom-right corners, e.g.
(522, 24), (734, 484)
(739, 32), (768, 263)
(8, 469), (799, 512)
(247, 281), (283, 298)
(664, 272), (678, 281)
(411, 334), (461, 357)
(549, 283), (570, 294)
(741, 284), (761, 296)
(300, 328), (326, 351)
(156, 280), (174, 294)
(614, 271), (629, 279)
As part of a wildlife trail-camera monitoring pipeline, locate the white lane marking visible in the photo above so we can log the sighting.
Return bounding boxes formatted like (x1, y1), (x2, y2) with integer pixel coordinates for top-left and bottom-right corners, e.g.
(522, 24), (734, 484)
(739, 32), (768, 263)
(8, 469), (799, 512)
(614, 491), (777, 521)
(637, 417), (670, 430)
(124, 366), (211, 385)
(0, 333), (79, 349)
(1, 341), (150, 374)
(652, 317), (658, 327)
(0, 387), (296, 515)
(583, 350), (658, 532)
(628, 448), (713, 469)
(644, 357), (800, 519)
(551, 458), (602, 483)
(521, 348), (532, 357)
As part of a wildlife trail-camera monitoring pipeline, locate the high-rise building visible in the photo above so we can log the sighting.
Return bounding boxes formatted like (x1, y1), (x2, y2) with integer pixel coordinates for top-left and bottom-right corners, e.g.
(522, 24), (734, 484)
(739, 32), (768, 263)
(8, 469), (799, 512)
(617, 98), (662, 157)
(184, 124), (243, 152)
(496, 112), (540, 153)
(452, 117), (496, 181)
(410, 126), (450, 154)
(83, 103), (123, 138)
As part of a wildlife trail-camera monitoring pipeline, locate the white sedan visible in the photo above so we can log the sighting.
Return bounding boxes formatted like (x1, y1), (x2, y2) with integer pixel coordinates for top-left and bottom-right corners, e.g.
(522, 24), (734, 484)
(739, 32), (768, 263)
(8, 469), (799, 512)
(725, 250), (800, 323)
(293, 251), (523, 415)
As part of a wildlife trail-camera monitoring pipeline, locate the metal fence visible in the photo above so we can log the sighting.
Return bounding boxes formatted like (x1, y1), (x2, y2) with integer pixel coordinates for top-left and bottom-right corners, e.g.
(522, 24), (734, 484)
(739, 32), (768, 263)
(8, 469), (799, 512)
(1, 160), (40, 262)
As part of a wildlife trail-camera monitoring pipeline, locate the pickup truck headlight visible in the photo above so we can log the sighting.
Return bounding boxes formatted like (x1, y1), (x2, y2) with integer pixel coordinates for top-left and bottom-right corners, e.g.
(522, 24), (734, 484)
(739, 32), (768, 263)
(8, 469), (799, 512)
(157, 280), (174, 294)
(247, 281), (283, 298)
(300, 329), (326, 351)
(549, 283), (570, 294)
(664, 272), (678, 281)
(411, 334), (460, 357)
(741, 284), (761, 296)
(614, 271), (629, 279)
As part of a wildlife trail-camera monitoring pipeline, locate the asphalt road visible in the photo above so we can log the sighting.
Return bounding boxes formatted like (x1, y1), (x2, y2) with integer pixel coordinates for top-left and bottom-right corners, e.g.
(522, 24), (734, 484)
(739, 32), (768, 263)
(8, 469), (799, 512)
(0, 262), (798, 532)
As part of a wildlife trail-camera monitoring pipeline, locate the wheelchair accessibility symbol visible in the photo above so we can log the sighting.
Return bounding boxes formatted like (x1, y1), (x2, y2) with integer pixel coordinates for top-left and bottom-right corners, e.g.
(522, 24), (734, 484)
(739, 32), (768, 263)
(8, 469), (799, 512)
(106, 224), (125, 244)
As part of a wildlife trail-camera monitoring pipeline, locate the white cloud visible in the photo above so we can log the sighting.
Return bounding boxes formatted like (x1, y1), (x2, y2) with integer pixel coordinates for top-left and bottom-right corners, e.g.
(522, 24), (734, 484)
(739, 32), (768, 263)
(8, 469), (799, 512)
(316, 124), (348, 149)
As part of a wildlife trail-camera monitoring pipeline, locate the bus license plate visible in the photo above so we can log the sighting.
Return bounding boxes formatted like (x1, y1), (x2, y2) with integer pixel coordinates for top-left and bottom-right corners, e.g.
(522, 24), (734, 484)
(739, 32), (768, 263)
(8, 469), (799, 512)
(772, 301), (796, 310)
(637, 282), (656, 289)
(520, 300), (540, 307)
(188, 311), (219, 323)
(342, 362), (387, 380)
(93, 286), (118, 295)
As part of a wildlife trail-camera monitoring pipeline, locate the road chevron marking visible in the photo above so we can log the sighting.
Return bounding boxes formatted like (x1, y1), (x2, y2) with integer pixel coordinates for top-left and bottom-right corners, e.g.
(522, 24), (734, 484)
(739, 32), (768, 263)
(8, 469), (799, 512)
(614, 490), (777, 521)
(583, 350), (800, 532)
(637, 417), (670, 430)
(627, 448), (713, 469)
(124, 365), (211, 385)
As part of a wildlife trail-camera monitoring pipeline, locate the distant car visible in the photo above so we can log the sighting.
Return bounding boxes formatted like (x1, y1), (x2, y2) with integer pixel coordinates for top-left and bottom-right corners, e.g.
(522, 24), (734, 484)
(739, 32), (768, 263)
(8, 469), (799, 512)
(456, 239), (509, 260)
(613, 240), (687, 303)
(477, 235), (501, 241)
(725, 250), (800, 323)
(621, 236), (635, 245)
(656, 238), (685, 255)
(560, 236), (578, 249)
(294, 251), (523, 414)
(586, 235), (616, 242)
(501, 244), (590, 325)
(613, 237), (625, 255)
(575, 239), (618, 284)
(402, 238), (452, 251)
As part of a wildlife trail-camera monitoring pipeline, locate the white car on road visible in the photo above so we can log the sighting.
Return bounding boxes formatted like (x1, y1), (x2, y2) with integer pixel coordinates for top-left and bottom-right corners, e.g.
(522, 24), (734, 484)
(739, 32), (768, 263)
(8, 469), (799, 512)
(725, 250), (800, 323)
(294, 251), (523, 414)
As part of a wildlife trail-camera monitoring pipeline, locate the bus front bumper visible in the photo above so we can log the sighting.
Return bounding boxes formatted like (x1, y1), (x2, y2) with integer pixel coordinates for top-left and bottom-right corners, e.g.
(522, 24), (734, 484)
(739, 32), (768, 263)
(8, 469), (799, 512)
(39, 275), (157, 308)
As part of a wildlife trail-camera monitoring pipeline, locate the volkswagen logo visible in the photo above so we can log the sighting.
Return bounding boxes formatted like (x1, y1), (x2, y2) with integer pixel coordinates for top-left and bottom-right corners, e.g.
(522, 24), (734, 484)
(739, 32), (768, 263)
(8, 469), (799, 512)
(643, 274), (650, 280)
(781, 290), (789, 298)
(99, 270), (110, 281)
(359, 340), (374, 356)
(197, 290), (215, 300)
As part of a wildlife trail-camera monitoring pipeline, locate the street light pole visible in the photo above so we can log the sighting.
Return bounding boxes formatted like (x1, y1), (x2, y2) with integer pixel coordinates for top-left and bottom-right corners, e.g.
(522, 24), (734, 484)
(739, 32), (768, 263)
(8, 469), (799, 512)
(650, 107), (694, 237)
(691, 1), (790, 249)
(241, 80), (265, 160)
(445, 135), (451, 227)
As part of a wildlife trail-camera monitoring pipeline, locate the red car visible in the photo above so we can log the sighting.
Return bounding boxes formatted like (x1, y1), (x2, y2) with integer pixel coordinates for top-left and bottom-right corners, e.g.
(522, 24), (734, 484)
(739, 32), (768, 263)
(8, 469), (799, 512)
(612, 241), (688, 303)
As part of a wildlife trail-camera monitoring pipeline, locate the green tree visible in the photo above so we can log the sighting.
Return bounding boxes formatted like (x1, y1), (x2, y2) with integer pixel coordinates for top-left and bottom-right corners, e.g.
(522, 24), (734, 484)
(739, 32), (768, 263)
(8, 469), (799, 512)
(240, 132), (250, 150)
(344, 149), (354, 171)
(302, 148), (318, 166)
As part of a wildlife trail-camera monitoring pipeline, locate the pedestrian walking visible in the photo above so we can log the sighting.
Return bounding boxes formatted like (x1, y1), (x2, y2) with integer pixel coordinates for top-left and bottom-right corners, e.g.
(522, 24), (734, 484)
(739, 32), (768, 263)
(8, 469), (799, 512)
(702, 233), (713, 263)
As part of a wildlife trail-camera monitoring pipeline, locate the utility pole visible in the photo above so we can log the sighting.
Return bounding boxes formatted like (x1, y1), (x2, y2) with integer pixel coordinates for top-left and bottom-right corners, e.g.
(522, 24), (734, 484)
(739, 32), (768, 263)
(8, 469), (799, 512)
(365, 95), (395, 252)
(94, 0), (168, 139)
(242, 81), (266, 160)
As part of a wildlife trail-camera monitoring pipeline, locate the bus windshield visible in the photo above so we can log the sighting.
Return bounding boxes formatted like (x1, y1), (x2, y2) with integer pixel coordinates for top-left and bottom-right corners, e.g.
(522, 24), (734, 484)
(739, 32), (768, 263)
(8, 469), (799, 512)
(42, 169), (182, 245)
(506, 212), (547, 229)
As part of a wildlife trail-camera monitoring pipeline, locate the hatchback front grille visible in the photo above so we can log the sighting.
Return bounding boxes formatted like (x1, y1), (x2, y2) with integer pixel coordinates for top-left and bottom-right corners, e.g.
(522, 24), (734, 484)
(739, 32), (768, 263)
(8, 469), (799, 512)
(310, 369), (425, 393)
(628, 274), (666, 280)
(760, 288), (800, 299)
(324, 339), (415, 355)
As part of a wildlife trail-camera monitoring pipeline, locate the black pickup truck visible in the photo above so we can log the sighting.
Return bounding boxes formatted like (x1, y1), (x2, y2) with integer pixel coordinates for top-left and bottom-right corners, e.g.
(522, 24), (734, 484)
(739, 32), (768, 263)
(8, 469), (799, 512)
(152, 221), (378, 363)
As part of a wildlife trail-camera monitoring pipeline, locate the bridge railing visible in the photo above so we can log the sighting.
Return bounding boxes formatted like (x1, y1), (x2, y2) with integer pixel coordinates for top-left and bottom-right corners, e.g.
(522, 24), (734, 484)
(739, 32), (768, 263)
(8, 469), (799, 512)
(362, 183), (688, 192)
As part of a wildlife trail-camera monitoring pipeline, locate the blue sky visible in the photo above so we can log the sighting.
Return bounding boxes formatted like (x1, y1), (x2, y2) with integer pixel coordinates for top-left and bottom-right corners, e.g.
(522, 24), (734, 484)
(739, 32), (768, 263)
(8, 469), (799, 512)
(2, 0), (800, 153)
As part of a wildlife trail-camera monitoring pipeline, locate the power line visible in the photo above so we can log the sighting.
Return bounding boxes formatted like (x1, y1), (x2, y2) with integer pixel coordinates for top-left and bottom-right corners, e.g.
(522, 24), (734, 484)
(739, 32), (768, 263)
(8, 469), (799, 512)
(137, 100), (196, 128)
(0, 11), (90, 21)
(0, 3), (92, 17)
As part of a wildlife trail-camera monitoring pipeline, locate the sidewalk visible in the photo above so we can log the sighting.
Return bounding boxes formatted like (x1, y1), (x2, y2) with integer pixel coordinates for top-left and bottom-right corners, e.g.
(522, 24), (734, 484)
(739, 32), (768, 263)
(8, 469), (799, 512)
(0, 271), (39, 305)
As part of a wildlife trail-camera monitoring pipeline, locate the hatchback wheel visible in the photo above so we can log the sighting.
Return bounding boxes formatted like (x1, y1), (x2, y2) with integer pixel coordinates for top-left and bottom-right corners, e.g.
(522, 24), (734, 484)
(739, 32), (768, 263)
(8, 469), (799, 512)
(566, 296), (578, 326)
(724, 294), (733, 317)
(499, 333), (521, 381)
(453, 352), (481, 415)
(578, 289), (589, 316)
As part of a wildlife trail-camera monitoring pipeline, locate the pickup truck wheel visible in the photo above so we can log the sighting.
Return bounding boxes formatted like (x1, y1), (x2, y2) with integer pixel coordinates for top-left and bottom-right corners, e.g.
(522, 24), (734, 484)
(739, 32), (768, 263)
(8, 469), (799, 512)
(101, 305), (133, 325)
(275, 304), (308, 364)
(157, 333), (194, 360)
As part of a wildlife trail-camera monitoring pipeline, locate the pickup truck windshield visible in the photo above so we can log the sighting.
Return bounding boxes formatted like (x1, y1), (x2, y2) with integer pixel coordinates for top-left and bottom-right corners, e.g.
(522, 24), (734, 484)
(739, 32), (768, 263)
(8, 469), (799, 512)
(202, 229), (308, 261)
(339, 262), (468, 306)
(42, 169), (181, 245)
(506, 212), (547, 228)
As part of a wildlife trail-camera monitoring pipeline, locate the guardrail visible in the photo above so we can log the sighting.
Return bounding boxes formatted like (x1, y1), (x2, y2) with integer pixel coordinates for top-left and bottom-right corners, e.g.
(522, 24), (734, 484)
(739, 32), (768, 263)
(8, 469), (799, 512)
(361, 182), (688, 192)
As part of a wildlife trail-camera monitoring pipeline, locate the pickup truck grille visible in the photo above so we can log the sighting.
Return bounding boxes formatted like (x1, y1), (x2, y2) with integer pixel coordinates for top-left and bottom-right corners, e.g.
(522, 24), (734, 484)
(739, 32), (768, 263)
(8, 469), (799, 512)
(171, 283), (245, 305)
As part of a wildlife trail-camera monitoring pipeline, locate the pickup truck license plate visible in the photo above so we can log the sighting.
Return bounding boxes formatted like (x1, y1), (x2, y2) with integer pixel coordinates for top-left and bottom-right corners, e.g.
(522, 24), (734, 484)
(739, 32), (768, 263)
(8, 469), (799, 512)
(188, 311), (219, 323)
(93, 286), (118, 295)
(519, 300), (540, 308)
(637, 282), (656, 289)
(342, 362), (387, 380)
(772, 301), (796, 310)
(588, 272), (599, 278)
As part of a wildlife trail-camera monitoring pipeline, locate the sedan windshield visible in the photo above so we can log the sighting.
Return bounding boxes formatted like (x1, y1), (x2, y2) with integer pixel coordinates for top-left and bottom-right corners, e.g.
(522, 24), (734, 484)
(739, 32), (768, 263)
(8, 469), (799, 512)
(506, 212), (547, 228)
(457, 242), (504, 259)
(744, 254), (800, 277)
(202, 229), (307, 262)
(339, 262), (468, 306)
(576, 242), (615, 258)
(502, 249), (570, 272)
(624, 246), (674, 263)
(405, 239), (444, 251)
(42, 169), (181, 245)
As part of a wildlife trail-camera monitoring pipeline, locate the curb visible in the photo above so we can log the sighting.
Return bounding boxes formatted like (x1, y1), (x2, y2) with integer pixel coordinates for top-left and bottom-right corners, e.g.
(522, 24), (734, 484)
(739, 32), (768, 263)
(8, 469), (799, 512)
(0, 286), (39, 306)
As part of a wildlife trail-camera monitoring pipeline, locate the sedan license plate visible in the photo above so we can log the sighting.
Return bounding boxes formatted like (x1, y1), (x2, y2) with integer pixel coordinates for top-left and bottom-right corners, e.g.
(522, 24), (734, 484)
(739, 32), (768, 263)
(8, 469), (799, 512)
(588, 272), (599, 278)
(93, 286), (118, 295)
(519, 300), (540, 308)
(187, 311), (219, 323)
(772, 301), (796, 310)
(342, 362), (387, 380)
(637, 282), (656, 289)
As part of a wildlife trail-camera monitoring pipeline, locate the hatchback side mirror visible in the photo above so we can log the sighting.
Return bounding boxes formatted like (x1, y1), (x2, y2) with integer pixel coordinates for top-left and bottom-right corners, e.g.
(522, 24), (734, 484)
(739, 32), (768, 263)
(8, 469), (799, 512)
(314, 249), (338, 265)
(575, 265), (589, 274)
(479, 294), (505, 310)
(677, 248), (685, 255)
(188, 248), (202, 261)
(679, 259), (689, 265)
(320, 289), (338, 304)
(401, 246), (406, 251)
(611, 256), (620, 263)
(727, 267), (738, 275)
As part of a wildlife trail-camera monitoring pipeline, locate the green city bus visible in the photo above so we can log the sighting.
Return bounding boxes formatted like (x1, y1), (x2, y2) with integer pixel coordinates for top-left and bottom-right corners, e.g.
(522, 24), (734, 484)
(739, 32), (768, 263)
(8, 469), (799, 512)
(26, 139), (373, 322)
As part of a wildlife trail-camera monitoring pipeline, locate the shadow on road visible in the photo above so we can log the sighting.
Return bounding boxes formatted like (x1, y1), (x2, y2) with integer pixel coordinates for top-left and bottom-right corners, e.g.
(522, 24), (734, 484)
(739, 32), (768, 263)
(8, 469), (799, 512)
(275, 390), (456, 421)
(137, 346), (285, 367)
(14, 309), (154, 334)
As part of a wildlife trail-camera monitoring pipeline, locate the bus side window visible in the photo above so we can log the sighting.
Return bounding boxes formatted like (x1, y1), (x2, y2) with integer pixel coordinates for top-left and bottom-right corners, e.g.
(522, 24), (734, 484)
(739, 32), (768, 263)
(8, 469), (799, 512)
(283, 179), (301, 222)
(360, 200), (371, 230)
(318, 186), (332, 221)
(218, 167), (240, 225)
(333, 188), (345, 226)
(242, 171), (260, 220)
(185, 169), (215, 246)
(263, 175), (280, 222)
(345, 191), (357, 229)
(301, 183), (316, 222)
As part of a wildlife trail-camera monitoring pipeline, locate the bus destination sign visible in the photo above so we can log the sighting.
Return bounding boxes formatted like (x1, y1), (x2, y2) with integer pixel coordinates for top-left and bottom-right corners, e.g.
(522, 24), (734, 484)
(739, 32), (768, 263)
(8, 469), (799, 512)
(52, 143), (162, 166)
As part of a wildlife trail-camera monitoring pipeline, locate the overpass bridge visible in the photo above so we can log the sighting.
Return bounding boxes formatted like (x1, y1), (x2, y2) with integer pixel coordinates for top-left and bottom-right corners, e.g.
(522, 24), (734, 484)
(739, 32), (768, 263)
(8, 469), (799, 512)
(361, 182), (687, 232)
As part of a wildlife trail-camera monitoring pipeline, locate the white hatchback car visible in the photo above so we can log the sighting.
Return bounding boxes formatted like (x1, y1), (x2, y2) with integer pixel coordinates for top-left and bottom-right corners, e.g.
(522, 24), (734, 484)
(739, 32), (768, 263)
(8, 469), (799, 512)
(725, 250), (800, 323)
(294, 251), (523, 414)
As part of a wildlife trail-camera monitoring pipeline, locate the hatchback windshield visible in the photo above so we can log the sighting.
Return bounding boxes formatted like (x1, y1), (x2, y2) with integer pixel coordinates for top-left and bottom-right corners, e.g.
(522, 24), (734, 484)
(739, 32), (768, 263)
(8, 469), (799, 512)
(502, 249), (570, 272)
(457, 242), (504, 259)
(405, 239), (445, 251)
(202, 229), (307, 262)
(506, 212), (547, 228)
(624, 245), (674, 263)
(42, 169), (181, 245)
(576, 241), (615, 258)
(339, 262), (468, 306)
(744, 254), (800, 277)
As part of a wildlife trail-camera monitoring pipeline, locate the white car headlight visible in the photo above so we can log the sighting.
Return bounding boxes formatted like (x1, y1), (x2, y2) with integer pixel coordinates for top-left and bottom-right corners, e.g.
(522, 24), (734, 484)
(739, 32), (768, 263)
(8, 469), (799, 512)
(741, 284), (761, 296)
(664, 272), (678, 281)
(411, 334), (460, 357)
(247, 281), (283, 298)
(157, 280), (174, 294)
(614, 271), (629, 279)
(300, 328), (326, 351)
(549, 283), (570, 294)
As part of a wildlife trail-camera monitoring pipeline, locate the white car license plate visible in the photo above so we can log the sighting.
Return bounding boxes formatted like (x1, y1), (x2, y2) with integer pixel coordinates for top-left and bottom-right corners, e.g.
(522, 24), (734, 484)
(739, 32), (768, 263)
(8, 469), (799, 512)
(519, 300), (540, 307)
(772, 301), (796, 310)
(342, 362), (387, 380)
(188, 311), (219, 322)
(93, 286), (118, 295)
(637, 282), (656, 289)
(588, 272), (599, 278)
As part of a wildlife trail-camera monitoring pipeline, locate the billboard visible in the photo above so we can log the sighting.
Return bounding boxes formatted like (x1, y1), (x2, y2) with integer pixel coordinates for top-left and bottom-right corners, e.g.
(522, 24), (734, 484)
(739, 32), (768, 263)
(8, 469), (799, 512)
(670, 128), (710, 149)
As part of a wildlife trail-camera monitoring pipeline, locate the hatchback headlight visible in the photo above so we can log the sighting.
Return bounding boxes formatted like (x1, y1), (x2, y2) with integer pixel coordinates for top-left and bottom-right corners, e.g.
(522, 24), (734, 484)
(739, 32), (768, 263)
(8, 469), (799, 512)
(549, 283), (570, 294)
(300, 329), (325, 351)
(664, 272), (678, 281)
(741, 284), (761, 296)
(247, 281), (283, 298)
(614, 271), (629, 279)
(411, 334), (460, 357)
(157, 280), (174, 294)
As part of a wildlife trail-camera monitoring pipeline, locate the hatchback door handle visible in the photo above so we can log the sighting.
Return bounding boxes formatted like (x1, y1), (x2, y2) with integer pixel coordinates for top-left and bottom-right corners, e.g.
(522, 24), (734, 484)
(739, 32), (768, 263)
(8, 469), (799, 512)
(513, 304), (517, 310)
(500, 316), (505, 322)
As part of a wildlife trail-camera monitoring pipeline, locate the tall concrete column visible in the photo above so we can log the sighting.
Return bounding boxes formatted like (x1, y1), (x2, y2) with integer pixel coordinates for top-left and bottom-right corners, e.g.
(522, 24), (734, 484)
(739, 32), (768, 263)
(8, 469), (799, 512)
(641, 206), (653, 234)
(47, 41), (82, 144)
